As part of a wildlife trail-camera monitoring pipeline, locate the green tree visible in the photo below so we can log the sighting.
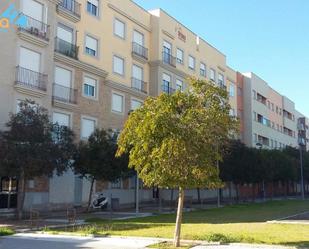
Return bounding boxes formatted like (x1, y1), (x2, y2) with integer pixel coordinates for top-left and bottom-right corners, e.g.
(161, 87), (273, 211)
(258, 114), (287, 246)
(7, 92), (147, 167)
(73, 129), (131, 211)
(117, 78), (238, 247)
(0, 100), (75, 219)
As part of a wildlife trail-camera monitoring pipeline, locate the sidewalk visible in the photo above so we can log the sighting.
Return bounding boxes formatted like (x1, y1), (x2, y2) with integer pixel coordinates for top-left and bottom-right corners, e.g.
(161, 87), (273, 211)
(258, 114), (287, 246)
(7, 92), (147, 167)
(0, 233), (298, 249)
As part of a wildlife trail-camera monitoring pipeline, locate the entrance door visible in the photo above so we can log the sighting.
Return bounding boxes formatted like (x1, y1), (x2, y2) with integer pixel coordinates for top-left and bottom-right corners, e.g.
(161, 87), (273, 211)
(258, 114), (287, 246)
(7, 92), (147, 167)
(0, 177), (18, 209)
(74, 176), (83, 205)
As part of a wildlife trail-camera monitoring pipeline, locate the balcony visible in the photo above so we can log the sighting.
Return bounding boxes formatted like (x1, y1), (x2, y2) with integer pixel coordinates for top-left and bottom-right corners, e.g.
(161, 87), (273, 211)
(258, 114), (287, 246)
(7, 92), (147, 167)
(161, 84), (176, 95)
(57, 0), (81, 22)
(131, 78), (147, 94)
(53, 83), (77, 104)
(132, 42), (148, 61)
(15, 66), (47, 92)
(55, 37), (79, 60)
(18, 14), (50, 43)
(162, 52), (176, 67)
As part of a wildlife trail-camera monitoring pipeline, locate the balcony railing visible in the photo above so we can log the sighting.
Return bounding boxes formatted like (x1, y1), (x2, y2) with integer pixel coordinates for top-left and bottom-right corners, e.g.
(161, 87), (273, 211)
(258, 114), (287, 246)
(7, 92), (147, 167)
(161, 84), (176, 95)
(131, 78), (147, 94)
(132, 42), (148, 60)
(58, 0), (81, 18)
(19, 14), (50, 41)
(53, 83), (77, 104)
(15, 66), (47, 91)
(162, 51), (176, 67)
(55, 37), (79, 60)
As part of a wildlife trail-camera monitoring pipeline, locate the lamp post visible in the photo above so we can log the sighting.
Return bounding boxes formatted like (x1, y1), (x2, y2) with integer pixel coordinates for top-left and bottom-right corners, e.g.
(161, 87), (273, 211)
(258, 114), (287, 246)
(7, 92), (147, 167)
(299, 144), (305, 200)
(128, 110), (140, 214)
(256, 143), (265, 201)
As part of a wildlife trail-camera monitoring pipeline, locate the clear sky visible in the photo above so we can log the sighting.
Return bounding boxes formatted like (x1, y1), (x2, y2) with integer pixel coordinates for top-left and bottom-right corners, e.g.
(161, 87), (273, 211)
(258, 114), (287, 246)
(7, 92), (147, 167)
(134, 0), (309, 117)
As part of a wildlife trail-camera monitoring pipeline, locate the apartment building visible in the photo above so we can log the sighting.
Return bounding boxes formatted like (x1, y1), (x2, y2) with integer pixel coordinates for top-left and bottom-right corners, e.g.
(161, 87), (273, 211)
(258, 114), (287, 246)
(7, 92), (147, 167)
(148, 8), (237, 114)
(0, 0), (307, 211)
(239, 72), (307, 150)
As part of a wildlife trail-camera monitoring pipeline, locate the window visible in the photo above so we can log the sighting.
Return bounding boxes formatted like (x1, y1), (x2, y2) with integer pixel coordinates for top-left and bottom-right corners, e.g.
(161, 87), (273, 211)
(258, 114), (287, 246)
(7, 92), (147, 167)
(200, 63), (206, 77)
(131, 99), (142, 111)
(81, 118), (95, 139)
(133, 30), (144, 46)
(111, 179), (121, 189)
(229, 83), (235, 97)
(23, 0), (43, 22)
(254, 133), (257, 143)
(114, 18), (125, 39)
(237, 87), (242, 96)
(271, 103), (274, 111)
(87, 0), (99, 16)
(20, 47), (41, 72)
(218, 73), (224, 86)
(162, 73), (171, 93)
(112, 93), (124, 113)
(176, 79), (183, 91)
(113, 56), (124, 76)
(188, 55), (195, 70)
(53, 112), (70, 127)
(163, 41), (172, 54)
(57, 25), (73, 44)
(210, 68), (216, 81)
(83, 76), (97, 98)
(85, 35), (98, 56)
(252, 90), (256, 100)
(55, 66), (71, 87)
(176, 48), (184, 64)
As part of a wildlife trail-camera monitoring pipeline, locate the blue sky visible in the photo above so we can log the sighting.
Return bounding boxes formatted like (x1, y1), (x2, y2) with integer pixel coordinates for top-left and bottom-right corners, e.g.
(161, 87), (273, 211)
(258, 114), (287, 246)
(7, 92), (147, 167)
(134, 0), (309, 117)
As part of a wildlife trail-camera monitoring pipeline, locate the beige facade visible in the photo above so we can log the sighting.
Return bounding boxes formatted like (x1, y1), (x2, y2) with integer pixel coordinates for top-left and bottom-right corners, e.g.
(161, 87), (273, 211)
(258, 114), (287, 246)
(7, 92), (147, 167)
(0, 0), (307, 210)
(241, 72), (301, 149)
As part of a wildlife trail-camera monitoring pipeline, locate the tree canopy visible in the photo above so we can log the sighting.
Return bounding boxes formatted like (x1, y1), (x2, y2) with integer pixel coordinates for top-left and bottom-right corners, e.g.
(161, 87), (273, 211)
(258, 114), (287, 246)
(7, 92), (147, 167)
(117, 78), (238, 246)
(0, 100), (75, 218)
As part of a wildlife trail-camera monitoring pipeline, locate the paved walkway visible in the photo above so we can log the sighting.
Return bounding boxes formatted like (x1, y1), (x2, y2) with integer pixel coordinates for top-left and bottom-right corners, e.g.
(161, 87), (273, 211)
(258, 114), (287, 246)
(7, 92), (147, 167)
(0, 233), (298, 249)
(0, 233), (160, 249)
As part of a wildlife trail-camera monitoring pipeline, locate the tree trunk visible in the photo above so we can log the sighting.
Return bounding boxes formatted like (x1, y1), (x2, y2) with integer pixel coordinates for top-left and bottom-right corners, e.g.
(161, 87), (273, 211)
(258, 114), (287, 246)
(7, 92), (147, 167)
(197, 188), (201, 204)
(17, 171), (26, 220)
(174, 187), (184, 247)
(87, 178), (95, 212)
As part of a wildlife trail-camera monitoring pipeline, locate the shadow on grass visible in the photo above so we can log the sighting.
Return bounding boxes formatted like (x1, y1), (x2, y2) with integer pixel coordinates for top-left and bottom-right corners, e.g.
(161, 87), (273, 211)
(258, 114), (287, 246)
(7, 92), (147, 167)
(282, 242), (309, 249)
(107, 200), (309, 225)
(64, 222), (171, 235)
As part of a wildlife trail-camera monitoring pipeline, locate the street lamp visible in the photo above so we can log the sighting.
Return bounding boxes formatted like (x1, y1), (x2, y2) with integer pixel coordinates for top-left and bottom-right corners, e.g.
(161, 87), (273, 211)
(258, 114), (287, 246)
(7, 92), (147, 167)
(299, 143), (305, 200)
(256, 143), (265, 201)
(128, 110), (140, 214)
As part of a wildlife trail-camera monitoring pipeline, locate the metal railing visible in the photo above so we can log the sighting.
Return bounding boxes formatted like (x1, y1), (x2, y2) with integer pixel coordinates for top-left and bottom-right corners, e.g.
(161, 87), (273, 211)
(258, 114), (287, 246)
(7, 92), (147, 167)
(58, 0), (81, 18)
(53, 83), (77, 104)
(162, 51), (176, 67)
(55, 37), (79, 60)
(161, 84), (176, 95)
(19, 14), (50, 41)
(15, 66), (47, 91)
(131, 77), (147, 94)
(132, 42), (148, 60)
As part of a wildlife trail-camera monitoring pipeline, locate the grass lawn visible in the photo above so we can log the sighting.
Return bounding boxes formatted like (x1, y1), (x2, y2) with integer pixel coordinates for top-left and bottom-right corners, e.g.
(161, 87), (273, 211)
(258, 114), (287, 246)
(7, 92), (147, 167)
(54, 200), (309, 247)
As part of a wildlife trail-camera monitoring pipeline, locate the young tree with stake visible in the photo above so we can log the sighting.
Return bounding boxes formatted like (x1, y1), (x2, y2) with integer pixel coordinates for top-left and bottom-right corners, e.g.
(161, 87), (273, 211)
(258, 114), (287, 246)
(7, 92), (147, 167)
(116, 78), (238, 247)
